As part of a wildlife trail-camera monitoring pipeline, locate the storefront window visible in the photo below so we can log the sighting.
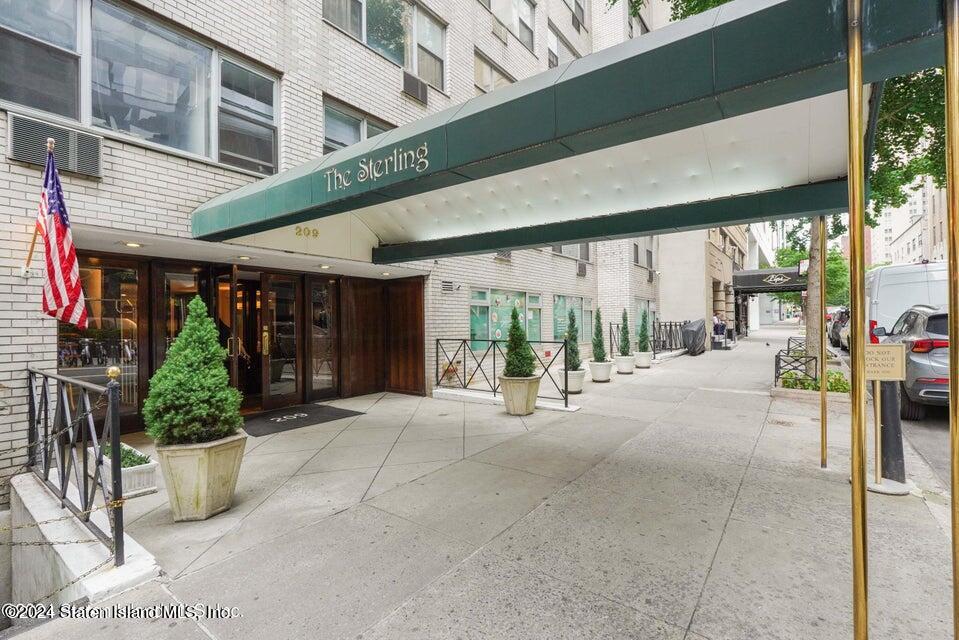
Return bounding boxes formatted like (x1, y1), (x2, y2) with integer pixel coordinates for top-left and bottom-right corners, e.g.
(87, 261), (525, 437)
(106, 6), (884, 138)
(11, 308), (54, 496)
(310, 281), (337, 397)
(58, 260), (140, 419)
(553, 295), (590, 342)
(470, 288), (538, 349)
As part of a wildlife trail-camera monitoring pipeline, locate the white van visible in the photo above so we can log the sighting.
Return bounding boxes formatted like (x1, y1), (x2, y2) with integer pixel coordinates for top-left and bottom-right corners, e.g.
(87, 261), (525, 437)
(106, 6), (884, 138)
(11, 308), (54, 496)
(865, 262), (948, 342)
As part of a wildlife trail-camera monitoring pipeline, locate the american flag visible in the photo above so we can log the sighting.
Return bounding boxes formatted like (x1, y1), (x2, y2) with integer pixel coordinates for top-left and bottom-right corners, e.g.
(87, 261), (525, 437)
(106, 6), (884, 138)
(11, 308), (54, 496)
(36, 149), (87, 329)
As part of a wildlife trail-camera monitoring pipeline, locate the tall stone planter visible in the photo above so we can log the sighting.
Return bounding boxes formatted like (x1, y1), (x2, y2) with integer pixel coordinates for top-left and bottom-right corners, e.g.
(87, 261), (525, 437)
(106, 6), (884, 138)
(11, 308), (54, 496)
(563, 368), (586, 394)
(588, 360), (612, 382)
(615, 355), (634, 374)
(499, 375), (541, 416)
(156, 431), (247, 522)
(634, 351), (653, 368)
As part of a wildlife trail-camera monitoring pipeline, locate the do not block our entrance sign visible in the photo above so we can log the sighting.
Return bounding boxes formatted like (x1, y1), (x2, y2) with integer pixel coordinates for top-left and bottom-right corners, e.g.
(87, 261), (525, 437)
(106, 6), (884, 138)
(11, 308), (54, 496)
(864, 343), (906, 381)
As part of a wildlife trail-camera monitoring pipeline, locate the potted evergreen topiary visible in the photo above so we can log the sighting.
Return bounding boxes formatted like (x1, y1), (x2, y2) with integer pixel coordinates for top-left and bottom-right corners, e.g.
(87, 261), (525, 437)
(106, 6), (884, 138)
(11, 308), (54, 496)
(561, 308), (586, 394)
(144, 296), (246, 522)
(634, 309), (653, 369)
(498, 306), (540, 415)
(588, 309), (612, 382)
(615, 309), (634, 374)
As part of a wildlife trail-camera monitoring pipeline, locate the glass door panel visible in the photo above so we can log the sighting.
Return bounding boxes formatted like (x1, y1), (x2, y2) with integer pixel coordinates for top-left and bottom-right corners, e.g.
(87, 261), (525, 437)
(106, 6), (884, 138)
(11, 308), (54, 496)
(155, 265), (205, 367)
(58, 258), (141, 428)
(309, 278), (337, 399)
(262, 273), (300, 409)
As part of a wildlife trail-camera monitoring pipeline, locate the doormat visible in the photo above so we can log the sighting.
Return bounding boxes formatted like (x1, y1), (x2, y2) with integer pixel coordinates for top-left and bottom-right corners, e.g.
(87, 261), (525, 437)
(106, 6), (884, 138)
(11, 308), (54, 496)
(243, 404), (364, 437)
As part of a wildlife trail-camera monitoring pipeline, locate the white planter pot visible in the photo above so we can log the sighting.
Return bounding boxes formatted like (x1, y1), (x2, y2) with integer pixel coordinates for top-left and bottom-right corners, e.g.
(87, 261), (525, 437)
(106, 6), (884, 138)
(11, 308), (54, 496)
(615, 355), (634, 374)
(498, 375), (542, 416)
(86, 443), (158, 498)
(588, 360), (613, 382)
(155, 431), (247, 522)
(633, 350), (653, 369)
(562, 368), (586, 394)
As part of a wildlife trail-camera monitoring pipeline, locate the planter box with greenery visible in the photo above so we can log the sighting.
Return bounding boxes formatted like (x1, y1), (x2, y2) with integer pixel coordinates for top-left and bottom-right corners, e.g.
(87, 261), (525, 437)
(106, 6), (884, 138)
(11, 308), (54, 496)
(498, 307), (541, 415)
(145, 296), (246, 522)
(561, 308), (586, 394)
(774, 370), (852, 403)
(588, 309), (612, 382)
(86, 443), (158, 498)
(615, 309), (634, 374)
(634, 309), (653, 368)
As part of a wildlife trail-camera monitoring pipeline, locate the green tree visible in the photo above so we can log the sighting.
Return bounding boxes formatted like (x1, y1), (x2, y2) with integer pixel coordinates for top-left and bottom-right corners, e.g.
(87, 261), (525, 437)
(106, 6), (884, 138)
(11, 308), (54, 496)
(565, 308), (582, 371)
(503, 306), (536, 377)
(619, 309), (631, 356)
(144, 296), (242, 445)
(637, 309), (651, 353)
(771, 247), (850, 308)
(615, 0), (943, 222)
(592, 309), (608, 362)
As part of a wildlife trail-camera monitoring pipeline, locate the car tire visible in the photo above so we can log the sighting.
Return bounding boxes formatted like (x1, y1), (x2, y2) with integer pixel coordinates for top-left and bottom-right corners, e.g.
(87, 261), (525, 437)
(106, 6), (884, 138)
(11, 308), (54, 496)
(899, 383), (927, 421)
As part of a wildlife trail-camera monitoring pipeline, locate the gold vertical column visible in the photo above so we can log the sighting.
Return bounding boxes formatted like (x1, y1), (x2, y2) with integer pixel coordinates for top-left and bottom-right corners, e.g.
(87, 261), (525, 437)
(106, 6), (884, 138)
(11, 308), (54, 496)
(819, 215), (828, 468)
(846, 0), (869, 637)
(942, 0), (959, 633)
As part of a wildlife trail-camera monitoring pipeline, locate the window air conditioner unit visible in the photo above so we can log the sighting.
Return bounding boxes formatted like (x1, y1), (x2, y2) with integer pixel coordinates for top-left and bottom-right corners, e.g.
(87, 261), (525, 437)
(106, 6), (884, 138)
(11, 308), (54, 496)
(577, 262), (587, 277)
(8, 113), (102, 178)
(494, 250), (512, 261)
(402, 71), (428, 105)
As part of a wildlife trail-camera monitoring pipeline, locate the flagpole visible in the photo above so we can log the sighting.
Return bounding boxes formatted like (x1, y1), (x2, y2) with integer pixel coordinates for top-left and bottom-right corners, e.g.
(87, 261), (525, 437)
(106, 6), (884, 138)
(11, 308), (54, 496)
(24, 138), (54, 269)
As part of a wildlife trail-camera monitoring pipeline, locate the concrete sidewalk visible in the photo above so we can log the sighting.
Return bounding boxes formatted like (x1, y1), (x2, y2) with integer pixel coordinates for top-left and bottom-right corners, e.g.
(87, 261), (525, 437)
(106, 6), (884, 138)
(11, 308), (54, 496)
(11, 326), (952, 639)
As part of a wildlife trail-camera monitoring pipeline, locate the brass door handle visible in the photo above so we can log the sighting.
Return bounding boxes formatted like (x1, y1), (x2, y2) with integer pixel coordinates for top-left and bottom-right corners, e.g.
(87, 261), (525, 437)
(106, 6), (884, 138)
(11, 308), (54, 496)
(262, 328), (270, 356)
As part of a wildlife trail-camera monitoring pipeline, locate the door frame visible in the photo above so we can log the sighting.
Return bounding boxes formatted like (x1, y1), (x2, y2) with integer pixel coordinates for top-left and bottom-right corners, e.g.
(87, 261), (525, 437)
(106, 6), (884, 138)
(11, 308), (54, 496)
(260, 272), (304, 410)
(305, 275), (340, 401)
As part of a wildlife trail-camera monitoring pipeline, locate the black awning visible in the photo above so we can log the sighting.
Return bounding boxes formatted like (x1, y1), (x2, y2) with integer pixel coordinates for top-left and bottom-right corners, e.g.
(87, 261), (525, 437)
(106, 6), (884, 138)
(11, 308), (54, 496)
(733, 267), (807, 294)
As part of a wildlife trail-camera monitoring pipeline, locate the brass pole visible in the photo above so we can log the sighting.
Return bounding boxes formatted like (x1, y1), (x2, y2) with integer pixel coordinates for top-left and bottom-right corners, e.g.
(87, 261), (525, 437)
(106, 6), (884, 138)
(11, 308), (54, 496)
(819, 215), (828, 468)
(874, 380), (882, 485)
(845, 0), (869, 637)
(942, 0), (959, 633)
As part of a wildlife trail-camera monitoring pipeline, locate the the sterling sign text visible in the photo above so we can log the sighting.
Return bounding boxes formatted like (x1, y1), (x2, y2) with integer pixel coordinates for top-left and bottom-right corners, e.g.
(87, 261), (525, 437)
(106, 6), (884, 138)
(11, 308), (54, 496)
(324, 142), (430, 193)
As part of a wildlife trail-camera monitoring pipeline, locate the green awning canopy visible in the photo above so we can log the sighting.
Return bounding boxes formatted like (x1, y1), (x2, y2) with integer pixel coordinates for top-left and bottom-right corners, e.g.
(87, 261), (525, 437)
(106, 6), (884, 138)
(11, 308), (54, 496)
(192, 0), (944, 263)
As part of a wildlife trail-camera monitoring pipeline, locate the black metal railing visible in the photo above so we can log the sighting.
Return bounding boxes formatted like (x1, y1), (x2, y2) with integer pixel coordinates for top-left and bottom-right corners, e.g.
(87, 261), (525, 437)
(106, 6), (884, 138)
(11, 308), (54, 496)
(652, 321), (688, 358)
(773, 350), (818, 386)
(786, 336), (807, 354)
(435, 339), (568, 407)
(26, 367), (124, 566)
(608, 323), (628, 357)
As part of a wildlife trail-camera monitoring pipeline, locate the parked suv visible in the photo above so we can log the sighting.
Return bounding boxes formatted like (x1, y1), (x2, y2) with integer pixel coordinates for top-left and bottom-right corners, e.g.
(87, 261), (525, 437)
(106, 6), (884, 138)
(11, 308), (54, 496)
(874, 304), (950, 420)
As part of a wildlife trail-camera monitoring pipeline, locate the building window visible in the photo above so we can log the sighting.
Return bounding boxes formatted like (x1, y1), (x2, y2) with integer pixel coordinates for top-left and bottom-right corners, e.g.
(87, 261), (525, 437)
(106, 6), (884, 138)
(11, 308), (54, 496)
(0, 0), (79, 118)
(92, 0), (213, 157)
(2, 1), (281, 171)
(469, 288), (538, 349)
(547, 26), (577, 69)
(325, 0), (447, 90)
(552, 295), (591, 342)
(323, 99), (393, 154)
(552, 243), (590, 261)
(628, 13), (649, 39)
(633, 242), (640, 265)
(218, 60), (277, 175)
(488, 0), (534, 50)
(474, 53), (513, 95)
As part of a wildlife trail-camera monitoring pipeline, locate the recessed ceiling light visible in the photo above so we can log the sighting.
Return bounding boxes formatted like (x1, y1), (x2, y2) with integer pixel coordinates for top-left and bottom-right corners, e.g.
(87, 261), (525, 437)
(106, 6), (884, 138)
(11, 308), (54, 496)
(122, 241), (143, 248)
(319, 264), (331, 269)
(237, 256), (251, 261)
(381, 271), (391, 276)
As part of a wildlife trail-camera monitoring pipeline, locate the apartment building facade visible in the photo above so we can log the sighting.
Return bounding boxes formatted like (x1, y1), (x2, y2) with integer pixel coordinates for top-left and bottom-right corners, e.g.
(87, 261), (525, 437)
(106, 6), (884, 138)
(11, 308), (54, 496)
(0, 0), (694, 503)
